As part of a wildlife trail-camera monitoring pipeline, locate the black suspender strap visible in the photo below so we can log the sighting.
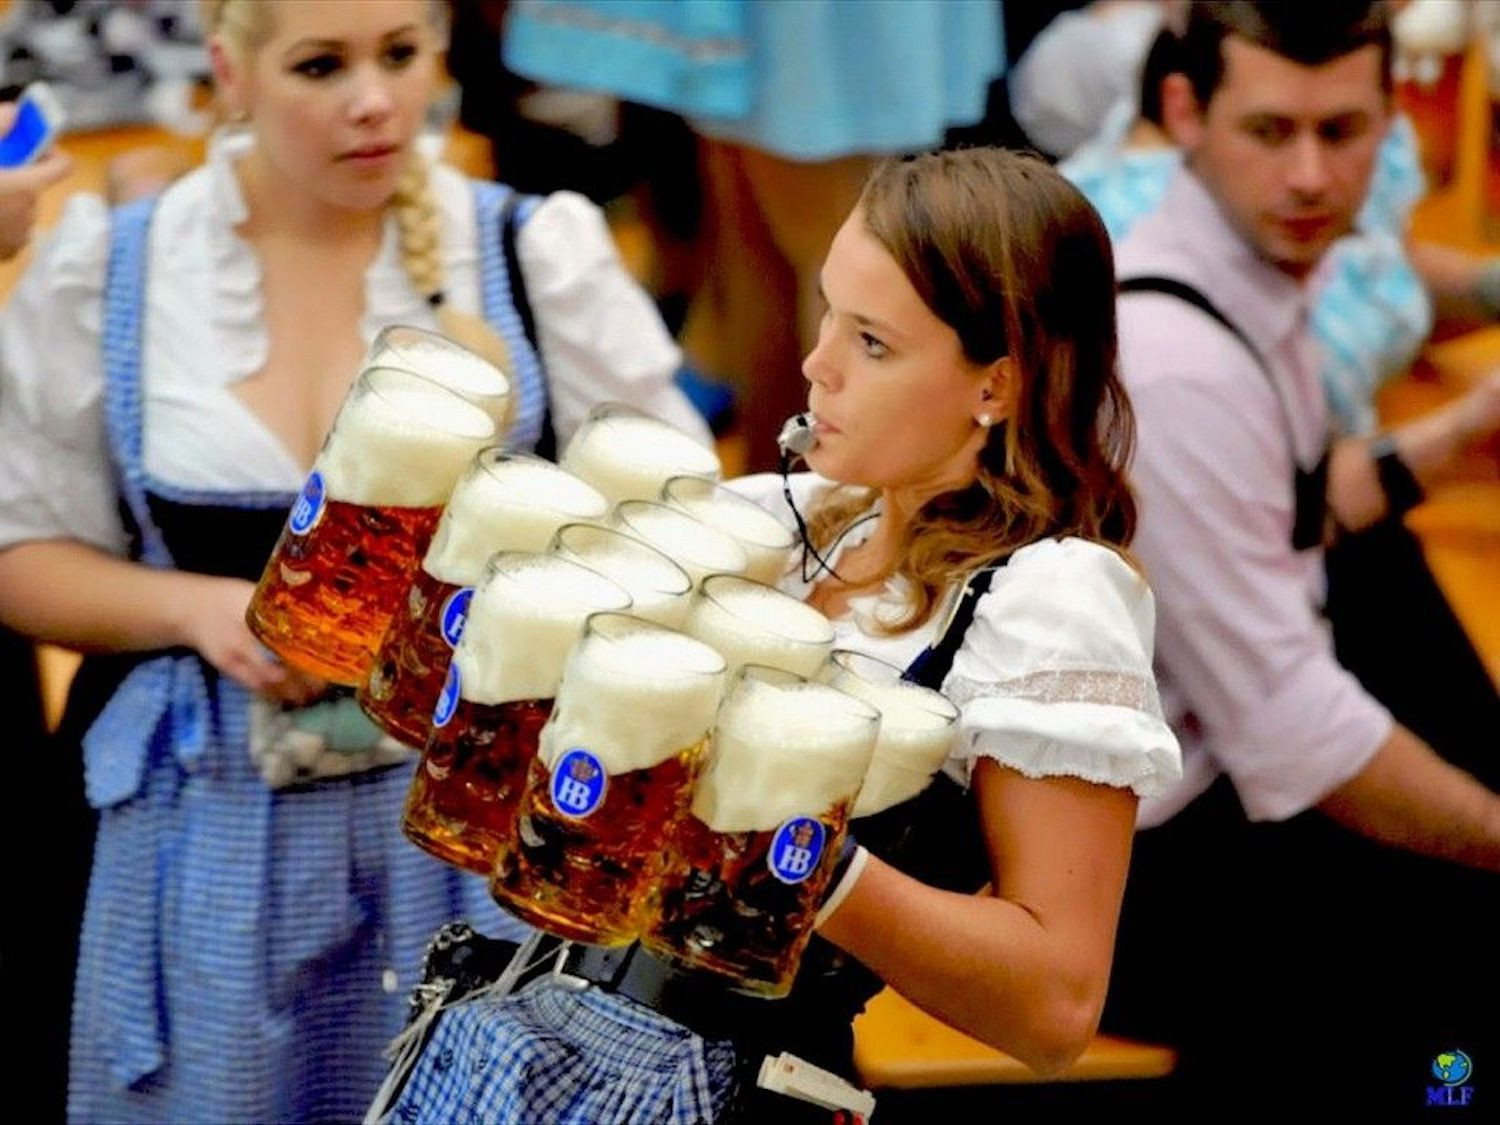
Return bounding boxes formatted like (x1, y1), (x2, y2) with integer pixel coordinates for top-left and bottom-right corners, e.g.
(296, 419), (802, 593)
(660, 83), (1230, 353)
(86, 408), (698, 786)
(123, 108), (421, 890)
(498, 191), (559, 461)
(901, 564), (1001, 690)
(1118, 275), (1329, 551)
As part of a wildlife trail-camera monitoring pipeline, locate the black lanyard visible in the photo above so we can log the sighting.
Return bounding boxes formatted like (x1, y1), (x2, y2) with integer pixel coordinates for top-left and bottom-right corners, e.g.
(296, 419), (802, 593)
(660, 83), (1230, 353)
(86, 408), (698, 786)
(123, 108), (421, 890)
(1119, 276), (1329, 551)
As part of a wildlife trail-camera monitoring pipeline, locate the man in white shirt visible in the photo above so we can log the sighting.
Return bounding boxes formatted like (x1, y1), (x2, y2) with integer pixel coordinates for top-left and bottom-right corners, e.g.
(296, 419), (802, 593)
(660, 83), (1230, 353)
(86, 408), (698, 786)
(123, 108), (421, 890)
(1105, 2), (1499, 1112)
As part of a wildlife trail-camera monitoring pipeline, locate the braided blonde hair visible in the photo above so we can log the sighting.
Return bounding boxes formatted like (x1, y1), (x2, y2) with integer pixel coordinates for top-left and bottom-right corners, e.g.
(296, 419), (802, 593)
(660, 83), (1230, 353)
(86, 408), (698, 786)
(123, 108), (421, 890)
(200, 0), (514, 380)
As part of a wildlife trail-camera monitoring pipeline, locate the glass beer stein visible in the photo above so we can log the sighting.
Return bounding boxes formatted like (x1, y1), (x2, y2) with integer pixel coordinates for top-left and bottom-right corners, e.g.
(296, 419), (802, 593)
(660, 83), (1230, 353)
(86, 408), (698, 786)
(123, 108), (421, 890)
(365, 323), (513, 428)
(642, 665), (879, 997)
(491, 613), (727, 944)
(359, 451), (608, 746)
(401, 552), (631, 873)
(561, 401), (722, 505)
(611, 500), (749, 587)
(246, 365), (496, 684)
(681, 573), (834, 679)
(549, 523), (695, 629)
(660, 475), (796, 586)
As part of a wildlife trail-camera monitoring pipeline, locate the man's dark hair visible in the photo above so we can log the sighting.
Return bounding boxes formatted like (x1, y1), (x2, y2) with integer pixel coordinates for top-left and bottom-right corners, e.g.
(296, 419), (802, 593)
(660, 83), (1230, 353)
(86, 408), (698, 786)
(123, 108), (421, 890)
(1180, 1), (1392, 109)
(1139, 28), (1183, 128)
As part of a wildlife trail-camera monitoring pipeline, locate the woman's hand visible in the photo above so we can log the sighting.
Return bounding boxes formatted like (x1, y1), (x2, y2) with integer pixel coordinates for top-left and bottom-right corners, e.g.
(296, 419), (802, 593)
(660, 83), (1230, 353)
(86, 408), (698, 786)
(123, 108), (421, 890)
(178, 574), (326, 705)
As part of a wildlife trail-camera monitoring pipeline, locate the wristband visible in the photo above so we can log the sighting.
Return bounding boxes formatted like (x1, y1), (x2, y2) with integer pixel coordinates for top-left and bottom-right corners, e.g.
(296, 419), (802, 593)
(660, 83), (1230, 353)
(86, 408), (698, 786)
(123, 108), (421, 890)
(814, 842), (869, 930)
(1368, 432), (1425, 518)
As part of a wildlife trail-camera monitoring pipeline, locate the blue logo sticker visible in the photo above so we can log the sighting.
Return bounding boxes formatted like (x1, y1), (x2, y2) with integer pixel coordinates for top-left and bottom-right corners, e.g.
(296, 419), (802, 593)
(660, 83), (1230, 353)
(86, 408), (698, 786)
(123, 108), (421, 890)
(432, 663), (461, 729)
(1432, 1050), (1473, 1087)
(440, 587), (474, 649)
(550, 748), (608, 819)
(288, 470), (326, 536)
(767, 816), (826, 884)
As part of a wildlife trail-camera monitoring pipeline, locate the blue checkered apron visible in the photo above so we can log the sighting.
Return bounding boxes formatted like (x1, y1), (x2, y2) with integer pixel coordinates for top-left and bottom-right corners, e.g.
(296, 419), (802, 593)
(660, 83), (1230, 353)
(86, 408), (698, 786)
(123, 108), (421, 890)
(68, 184), (547, 1124)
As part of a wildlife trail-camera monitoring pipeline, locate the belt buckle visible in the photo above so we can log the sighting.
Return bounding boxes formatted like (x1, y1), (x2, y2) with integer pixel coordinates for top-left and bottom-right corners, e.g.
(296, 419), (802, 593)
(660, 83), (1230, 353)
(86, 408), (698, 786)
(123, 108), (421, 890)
(549, 941), (592, 992)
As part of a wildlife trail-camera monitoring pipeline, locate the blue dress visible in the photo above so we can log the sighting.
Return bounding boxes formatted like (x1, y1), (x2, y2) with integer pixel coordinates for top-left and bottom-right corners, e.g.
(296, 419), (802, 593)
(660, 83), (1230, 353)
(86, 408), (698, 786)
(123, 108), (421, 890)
(502, 0), (1006, 161)
(1062, 113), (1432, 437)
(67, 183), (545, 1124)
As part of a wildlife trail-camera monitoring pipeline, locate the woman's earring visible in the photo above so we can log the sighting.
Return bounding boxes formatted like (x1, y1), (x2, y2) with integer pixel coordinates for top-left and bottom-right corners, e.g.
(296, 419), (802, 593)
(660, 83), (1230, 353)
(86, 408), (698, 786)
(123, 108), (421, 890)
(977, 413), (994, 428)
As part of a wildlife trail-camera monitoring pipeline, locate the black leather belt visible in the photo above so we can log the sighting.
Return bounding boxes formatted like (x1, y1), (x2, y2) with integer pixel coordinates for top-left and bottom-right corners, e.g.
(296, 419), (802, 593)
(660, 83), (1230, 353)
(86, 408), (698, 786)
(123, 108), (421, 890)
(516, 935), (786, 1045)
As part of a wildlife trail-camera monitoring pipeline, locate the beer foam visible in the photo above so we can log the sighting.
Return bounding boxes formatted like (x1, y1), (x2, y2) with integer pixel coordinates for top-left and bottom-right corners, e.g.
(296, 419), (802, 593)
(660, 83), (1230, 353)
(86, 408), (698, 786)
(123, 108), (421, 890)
(454, 556), (632, 704)
(557, 534), (693, 628)
(672, 495), (793, 585)
(563, 412), (722, 504)
(682, 579), (833, 678)
(614, 503), (748, 585)
(836, 680), (959, 817)
(319, 384), (495, 507)
(691, 680), (877, 833)
(539, 625), (726, 775)
(424, 459), (608, 586)
(376, 331), (512, 421)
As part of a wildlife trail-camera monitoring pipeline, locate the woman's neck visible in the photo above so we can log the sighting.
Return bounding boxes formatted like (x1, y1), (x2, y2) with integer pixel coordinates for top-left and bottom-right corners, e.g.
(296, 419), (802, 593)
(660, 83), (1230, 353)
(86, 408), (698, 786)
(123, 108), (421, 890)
(234, 144), (386, 247)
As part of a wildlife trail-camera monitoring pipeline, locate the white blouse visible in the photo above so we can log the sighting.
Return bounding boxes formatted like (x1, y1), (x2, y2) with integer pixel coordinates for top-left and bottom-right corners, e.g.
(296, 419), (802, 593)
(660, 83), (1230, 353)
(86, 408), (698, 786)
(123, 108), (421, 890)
(730, 472), (1182, 799)
(0, 129), (708, 556)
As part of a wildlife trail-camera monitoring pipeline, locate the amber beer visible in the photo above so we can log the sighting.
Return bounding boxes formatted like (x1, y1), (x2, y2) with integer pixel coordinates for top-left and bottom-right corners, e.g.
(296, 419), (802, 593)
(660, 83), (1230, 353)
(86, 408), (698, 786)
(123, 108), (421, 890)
(550, 522), (695, 628)
(365, 323), (513, 426)
(359, 453), (608, 745)
(661, 475), (795, 586)
(681, 573), (834, 678)
(642, 667), (878, 996)
(823, 650), (960, 817)
(490, 614), (727, 943)
(402, 553), (632, 873)
(561, 401), (722, 505)
(246, 367), (496, 684)
(611, 500), (748, 587)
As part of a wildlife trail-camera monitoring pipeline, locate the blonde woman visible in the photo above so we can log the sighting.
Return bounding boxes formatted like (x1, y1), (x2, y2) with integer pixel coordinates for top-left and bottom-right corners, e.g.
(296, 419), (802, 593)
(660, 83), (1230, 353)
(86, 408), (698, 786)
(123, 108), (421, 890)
(0, 1), (706, 1120)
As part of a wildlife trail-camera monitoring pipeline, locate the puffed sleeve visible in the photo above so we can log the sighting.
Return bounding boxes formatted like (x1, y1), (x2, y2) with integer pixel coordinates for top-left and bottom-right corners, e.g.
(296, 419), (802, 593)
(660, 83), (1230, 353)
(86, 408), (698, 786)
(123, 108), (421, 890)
(515, 191), (712, 450)
(0, 193), (124, 555)
(944, 537), (1182, 798)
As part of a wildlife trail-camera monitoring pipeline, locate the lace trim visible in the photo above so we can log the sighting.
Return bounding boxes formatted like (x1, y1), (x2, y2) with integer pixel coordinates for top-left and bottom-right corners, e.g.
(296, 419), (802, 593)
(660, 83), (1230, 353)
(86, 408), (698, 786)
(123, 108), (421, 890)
(947, 668), (1164, 720)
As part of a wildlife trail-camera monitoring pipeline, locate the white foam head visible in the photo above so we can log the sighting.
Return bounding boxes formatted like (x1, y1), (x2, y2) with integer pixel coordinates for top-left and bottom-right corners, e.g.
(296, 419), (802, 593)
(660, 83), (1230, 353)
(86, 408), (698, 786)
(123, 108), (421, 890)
(368, 325), (512, 424)
(539, 614), (727, 775)
(423, 452), (609, 586)
(453, 553), (632, 705)
(318, 367), (496, 507)
(826, 666), (960, 817)
(662, 476), (795, 586)
(691, 670), (879, 833)
(612, 501), (749, 586)
(682, 574), (833, 679)
(561, 404), (722, 504)
(550, 524), (694, 628)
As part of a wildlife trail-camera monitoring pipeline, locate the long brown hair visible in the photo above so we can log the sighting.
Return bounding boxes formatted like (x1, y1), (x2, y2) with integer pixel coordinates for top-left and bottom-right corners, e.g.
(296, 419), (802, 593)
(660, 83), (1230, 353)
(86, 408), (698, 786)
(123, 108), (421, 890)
(807, 148), (1137, 632)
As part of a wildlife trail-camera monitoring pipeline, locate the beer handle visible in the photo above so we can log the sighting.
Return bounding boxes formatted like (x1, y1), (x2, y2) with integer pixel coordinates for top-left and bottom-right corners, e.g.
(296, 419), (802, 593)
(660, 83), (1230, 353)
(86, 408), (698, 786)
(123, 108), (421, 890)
(755, 1052), (876, 1118)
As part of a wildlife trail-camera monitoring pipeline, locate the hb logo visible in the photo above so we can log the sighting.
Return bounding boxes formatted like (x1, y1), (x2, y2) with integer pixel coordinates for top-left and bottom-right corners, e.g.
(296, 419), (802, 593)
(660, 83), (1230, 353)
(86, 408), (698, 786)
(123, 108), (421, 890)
(432, 664), (461, 728)
(288, 470), (325, 536)
(440, 587), (474, 648)
(768, 816), (826, 884)
(551, 749), (608, 819)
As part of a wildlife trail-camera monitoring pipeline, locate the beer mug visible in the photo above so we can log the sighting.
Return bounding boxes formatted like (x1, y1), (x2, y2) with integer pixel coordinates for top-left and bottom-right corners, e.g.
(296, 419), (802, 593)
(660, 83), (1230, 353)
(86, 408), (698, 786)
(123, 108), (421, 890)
(549, 523), (695, 628)
(611, 500), (749, 586)
(660, 475), (796, 586)
(402, 552), (632, 873)
(491, 613), (727, 944)
(359, 451), (610, 746)
(365, 323), (513, 427)
(246, 366), (496, 684)
(561, 402), (722, 504)
(681, 573), (834, 678)
(822, 650), (960, 818)
(642, 665), (879, 996)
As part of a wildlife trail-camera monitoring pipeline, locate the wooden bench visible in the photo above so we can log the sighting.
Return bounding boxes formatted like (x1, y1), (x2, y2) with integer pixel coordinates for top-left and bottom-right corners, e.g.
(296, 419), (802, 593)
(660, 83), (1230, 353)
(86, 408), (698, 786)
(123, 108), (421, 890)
(852, 987), (1176, 1090)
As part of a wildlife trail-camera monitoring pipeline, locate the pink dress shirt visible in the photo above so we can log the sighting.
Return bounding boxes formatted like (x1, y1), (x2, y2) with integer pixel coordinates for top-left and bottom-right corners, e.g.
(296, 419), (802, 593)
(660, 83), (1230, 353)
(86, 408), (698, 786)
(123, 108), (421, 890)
(1115, 168), (1393, 827)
